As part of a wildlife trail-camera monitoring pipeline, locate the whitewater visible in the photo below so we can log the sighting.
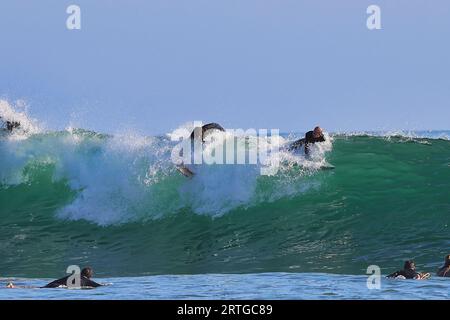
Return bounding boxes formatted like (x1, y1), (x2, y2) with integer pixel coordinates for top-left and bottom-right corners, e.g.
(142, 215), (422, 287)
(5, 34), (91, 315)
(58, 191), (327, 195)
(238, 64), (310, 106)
(1, 100), (450, 299)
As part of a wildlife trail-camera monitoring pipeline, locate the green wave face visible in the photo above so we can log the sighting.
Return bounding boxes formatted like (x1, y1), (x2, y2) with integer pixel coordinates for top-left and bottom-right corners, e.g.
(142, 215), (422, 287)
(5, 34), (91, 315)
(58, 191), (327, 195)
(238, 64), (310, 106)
(1, 132), (450, 277)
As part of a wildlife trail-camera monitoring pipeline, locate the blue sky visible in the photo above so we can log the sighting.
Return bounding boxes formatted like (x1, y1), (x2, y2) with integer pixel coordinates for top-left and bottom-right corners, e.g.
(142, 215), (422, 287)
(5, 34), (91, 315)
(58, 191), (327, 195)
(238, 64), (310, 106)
(0, 0), (449, 135)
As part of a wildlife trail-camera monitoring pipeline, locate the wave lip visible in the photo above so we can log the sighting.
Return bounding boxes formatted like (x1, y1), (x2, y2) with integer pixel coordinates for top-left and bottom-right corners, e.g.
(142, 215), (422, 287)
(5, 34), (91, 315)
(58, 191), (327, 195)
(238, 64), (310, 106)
(0, 123), (333, 225)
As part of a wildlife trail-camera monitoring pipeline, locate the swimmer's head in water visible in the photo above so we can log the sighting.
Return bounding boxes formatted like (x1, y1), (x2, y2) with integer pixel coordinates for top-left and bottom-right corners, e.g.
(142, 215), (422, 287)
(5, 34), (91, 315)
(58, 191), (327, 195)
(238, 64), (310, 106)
(404, 260), (416, 270)
(313, 126), (323, 138)
(81, 267), (94, 279)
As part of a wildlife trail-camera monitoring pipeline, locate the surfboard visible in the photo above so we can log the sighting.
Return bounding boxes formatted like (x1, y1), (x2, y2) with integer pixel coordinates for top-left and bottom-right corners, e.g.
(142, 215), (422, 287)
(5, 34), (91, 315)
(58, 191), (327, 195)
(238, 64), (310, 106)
(283, 161), (335, 171)
(176, 165), (194, 178)
(419, 273), (431, 280)
(176, 162), (334, 177)
(320, 163), (335, 170)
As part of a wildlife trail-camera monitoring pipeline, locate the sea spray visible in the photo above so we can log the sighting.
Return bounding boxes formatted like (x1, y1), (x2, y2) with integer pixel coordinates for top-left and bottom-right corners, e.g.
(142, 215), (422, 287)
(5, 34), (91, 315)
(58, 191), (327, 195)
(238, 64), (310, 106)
(1, 101), (450, 277)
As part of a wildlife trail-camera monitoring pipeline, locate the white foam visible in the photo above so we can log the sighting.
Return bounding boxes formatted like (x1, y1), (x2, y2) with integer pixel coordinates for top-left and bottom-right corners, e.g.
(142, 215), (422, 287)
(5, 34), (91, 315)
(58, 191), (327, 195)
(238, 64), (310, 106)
(0, 116), (334, 225)
(333, 130), (449, 141)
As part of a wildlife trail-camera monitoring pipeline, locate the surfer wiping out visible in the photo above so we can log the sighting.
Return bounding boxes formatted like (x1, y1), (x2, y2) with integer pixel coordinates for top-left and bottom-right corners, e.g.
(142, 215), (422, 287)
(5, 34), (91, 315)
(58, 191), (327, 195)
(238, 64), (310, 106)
(288, 126), (325, 155)
(386, 260), (430, 280)
(42, 267), (102, 288)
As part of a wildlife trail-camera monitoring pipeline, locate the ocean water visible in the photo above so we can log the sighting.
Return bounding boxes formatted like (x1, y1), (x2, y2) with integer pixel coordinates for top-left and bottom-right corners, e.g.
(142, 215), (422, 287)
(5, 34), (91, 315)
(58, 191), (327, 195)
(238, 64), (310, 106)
(1, 273), (450, 300)
(1, 100), (450, 299)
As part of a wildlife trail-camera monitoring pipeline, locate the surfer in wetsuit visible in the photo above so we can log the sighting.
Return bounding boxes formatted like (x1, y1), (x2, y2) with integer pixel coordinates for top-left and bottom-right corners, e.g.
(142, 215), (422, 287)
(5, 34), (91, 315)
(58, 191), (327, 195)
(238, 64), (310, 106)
(386, 260), (429, 279)
(436, 255), (450, 277)
(42, 267), (102, 288)
(288, 126), (325, 155)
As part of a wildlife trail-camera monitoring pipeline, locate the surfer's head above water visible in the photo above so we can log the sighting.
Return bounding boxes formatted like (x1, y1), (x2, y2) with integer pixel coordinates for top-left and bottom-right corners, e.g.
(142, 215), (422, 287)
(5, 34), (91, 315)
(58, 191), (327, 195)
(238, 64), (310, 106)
(313, 126), (323, 139)
(404, 260), (416, 270)
(81, 267), (94, 279)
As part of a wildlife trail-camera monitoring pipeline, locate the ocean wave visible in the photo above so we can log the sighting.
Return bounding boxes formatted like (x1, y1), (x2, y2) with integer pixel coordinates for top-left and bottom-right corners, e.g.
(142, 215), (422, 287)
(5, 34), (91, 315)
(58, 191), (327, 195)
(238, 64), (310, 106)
(1, 100), (450, 277)
(0, 125), (332, 225)
(331, 130), (450, 141)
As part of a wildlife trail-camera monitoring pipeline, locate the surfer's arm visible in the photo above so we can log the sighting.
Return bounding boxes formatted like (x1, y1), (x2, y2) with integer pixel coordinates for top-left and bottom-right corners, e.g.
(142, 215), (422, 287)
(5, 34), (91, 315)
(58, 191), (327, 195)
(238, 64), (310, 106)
(304, 132), (313, 155)
(82, 279), (103, 288)
(41, 277), (68, 288)
(304, 142), (310, 155)
(386, 271), (400, 278)
(288, 138), (305, 151)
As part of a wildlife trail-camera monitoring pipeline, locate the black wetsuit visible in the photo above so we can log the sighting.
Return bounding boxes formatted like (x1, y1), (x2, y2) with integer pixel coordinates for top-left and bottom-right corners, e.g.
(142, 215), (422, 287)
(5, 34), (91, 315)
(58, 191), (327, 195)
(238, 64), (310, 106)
(437, 265), (450, 277)
(42, 275), (102, 288)
(387, 268), (420, 279)
(190, 123), (225, 141)
(289, 131), (325, 155)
